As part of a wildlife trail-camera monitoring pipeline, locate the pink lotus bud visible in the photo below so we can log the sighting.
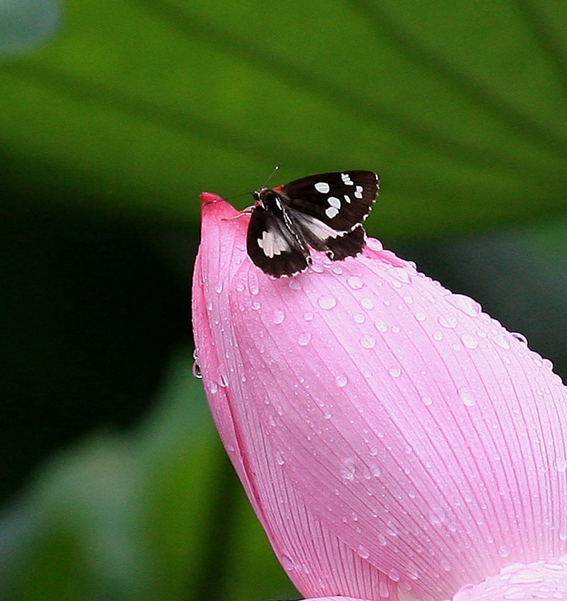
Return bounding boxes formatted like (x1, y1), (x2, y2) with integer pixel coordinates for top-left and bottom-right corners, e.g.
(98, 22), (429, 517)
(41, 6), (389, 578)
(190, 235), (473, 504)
(192, 193), (567, 601)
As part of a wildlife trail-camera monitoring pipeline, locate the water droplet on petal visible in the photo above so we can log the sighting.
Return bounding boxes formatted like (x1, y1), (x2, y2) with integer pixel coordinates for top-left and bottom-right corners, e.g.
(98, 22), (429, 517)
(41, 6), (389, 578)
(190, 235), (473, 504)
(311, 262), (325, 273)
(275, 452), (285, 465)
(422, 396), (433, 406)
(215, 282), (223, 294)
(388, 267), (411, 284)
(415, 312), (427, 322)
(542, 358), (554, 370)
(332, 265), (343, 275)
(289, 279), (302, 291)
(219, 374), (229, 388)
(347, 276), (364, 290)
(357, 545), (370, 559)
(446, 294), (481, 317)
(298, 332), (312, 346)
(366, 238), (383, 251)
(555, 456), (567, 473)
(460, 388), (476, 407)
(438, 314), (458, 328)
(493, 334), (510, 349)
(340, 458), (356, 480)
(208, 381), (218, 394)
(192, 362), (203, 379)
(360, 335), (376, 349)
(353, 313), (366, 324)
(304, 311), (314, 321)
(511, 332), (528, 345)
(360, 298), (374, 310)
(335, 375), (348, 387)
(498, 546), (510, 558)
(250, 284), (260, 295)
(374, 320), (387, 332)
(389, 367), (401, 378)
(461, 333), (479, 349)
(318, 295), (337, 310)
(272, 309), (286, 324)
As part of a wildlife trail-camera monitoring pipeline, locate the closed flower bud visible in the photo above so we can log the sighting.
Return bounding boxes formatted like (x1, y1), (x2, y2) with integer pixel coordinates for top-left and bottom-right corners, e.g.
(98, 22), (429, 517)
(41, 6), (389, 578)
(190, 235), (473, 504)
(192, 193), (567, 601)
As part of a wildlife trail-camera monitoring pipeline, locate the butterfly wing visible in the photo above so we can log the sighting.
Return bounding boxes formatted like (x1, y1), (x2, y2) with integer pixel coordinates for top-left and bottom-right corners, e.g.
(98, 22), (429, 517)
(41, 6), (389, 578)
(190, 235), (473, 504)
(246, 205), (311, 277)
(281, 170), (379, 233)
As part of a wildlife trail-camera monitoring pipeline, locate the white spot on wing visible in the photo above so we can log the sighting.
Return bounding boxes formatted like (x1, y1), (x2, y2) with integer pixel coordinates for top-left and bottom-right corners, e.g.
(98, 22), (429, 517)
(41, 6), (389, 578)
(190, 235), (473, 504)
(328, 196), (341, 208)
(343, 194), (351, 203)
(292, 211), (346, 238)
(326, 206), (339, 219)
(315, 182), (330, 194)
(341, 172), (354, 186)
(354, 185), (363, 199)
(257, 230), (290, 258)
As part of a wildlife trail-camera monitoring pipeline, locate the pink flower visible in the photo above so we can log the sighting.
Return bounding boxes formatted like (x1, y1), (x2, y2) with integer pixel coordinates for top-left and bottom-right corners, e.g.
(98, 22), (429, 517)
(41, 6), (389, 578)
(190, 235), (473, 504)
(192, 193), (567, 601)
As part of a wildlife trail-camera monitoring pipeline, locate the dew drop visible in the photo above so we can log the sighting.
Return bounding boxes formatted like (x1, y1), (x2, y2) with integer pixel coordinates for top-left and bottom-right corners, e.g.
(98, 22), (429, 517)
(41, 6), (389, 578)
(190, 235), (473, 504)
(318, 295), (337, 310)
(215, 281), (223, 294)
(389, 367), (401, 378)
(429, 507), (446, 525)
(366, 238), (383, 251)
(460, 388), (476, 407)
(332, 265), (343, 275)
(275, 452), (285, 466)
(493, 334), (511, 350)
(446, 294), (481, 317)
(348, 276), (364, 290)
(251, 300), (261, 310)
(555, 456), (567, 473)
(461, 334), (479, 349)
(432, 331), (443, 341)
(360, 335), (376, 349)
(304, 311), (314, 321)
(208, 381), (218, 394)
(369, 464), (381, 479)
(289, 279), (302, 291)
(250, 284), (260, 295)
(360, 298), (374, 310)
(192, 362), (203, 379)
(438, 314), (458, 329)
(422, 396), (433, 406)
(340, 458), (356, 480)
(374, 320), (388, 333)
(543, 358), (554, 370)
(272, 309), (286, 324)
(335, 375), (348, 387)
(415, 312), (427, 322)
(219, 374), (229, 388)
(236, 282), (245, 292)
(357, 545), (370, 559)
(388, 267), (411, 284)
(298, 332), (312, 346)
(353, 313), (366, 324)
(498, 545), (510, 558)
(511, 332), (528, 345)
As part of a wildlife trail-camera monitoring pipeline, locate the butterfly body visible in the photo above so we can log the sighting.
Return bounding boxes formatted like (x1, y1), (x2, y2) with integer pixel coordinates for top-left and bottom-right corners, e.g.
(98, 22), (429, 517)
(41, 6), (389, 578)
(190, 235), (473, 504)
(246, 171), (380, 278)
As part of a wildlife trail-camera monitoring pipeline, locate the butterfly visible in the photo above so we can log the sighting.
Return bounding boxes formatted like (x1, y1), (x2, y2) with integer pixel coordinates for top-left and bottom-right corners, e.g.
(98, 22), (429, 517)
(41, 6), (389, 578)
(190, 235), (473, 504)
(246, 170), (380, 277)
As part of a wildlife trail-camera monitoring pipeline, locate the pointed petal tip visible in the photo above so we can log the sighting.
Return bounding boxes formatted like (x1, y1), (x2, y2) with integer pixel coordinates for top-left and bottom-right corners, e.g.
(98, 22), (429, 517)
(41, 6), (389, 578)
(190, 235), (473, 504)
(201, 192), (223, 207)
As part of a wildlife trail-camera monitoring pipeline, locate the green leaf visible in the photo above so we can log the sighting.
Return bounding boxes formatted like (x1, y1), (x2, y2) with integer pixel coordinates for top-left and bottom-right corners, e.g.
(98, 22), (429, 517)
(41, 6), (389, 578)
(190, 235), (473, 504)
(1, 0), (566, 237)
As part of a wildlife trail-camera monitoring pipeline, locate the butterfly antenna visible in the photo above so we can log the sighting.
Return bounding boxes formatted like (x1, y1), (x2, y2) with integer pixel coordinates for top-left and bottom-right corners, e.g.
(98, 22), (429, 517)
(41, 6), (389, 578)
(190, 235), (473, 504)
(225, 163), (283, 201)
(263, 163), (282, 188)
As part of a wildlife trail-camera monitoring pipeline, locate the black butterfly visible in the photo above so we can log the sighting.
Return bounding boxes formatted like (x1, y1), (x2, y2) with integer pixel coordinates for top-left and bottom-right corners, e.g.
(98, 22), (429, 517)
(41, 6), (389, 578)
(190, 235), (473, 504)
(246, 171), (380, 277)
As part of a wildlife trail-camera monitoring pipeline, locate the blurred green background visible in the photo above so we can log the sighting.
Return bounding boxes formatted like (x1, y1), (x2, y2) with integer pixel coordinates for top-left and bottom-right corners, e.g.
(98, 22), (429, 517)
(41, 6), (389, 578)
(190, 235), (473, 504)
(0, 1), (566, 599)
